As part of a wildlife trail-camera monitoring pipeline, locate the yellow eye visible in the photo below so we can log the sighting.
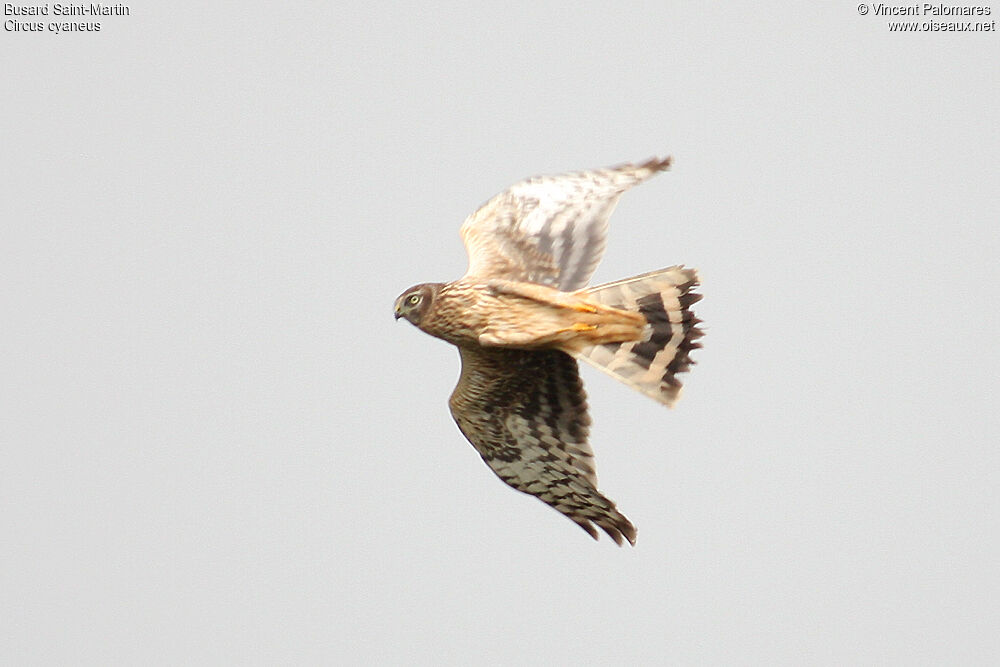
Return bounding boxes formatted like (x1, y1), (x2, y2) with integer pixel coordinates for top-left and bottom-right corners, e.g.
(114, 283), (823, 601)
(408, 294), (421, 305)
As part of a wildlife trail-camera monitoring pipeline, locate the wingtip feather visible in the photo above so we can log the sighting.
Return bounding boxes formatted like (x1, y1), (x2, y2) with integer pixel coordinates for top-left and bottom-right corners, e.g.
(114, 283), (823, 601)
(640, 155), (673, 172)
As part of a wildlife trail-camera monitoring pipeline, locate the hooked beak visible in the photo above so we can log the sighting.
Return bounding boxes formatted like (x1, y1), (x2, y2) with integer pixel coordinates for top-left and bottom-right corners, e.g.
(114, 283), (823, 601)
(393, 296), (403, 320)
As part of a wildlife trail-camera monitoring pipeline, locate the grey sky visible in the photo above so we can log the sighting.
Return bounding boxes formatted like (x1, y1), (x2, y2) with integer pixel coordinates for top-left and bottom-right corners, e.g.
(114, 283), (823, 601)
(2, 3), (998, 664)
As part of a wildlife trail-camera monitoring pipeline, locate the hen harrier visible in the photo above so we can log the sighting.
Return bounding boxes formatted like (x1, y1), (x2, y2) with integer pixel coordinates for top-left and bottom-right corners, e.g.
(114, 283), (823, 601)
(394, 157), (702, 545)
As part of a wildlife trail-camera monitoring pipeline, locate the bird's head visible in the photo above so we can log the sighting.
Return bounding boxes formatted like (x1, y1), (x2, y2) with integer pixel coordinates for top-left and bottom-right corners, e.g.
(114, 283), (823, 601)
(393, 283), (441, 327)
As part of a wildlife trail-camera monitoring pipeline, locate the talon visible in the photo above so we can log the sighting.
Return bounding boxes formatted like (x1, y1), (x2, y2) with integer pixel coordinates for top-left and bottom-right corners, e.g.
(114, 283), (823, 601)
(573, 303), (598, 313)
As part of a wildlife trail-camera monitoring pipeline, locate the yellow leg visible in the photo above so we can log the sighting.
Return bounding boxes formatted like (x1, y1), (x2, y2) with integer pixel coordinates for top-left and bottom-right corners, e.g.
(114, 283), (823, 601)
(557, 322), (598, 333)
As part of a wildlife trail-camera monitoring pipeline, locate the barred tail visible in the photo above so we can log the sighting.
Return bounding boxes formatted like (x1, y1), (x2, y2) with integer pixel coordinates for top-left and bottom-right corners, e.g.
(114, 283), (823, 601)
(576, 266), (703, 407)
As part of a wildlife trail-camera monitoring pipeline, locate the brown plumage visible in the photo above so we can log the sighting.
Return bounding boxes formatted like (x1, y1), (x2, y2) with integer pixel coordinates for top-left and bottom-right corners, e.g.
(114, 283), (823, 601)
(394, 157), (703, 545)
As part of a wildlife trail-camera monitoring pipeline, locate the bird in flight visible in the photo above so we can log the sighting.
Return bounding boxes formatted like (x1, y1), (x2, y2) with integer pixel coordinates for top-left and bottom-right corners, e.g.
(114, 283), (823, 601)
(394, 157), (702, 545)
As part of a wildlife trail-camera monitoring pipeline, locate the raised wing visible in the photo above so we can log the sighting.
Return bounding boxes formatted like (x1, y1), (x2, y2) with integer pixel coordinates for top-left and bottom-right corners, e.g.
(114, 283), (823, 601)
(448, 346), (636, 545)
(460, 156), (672, 291)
